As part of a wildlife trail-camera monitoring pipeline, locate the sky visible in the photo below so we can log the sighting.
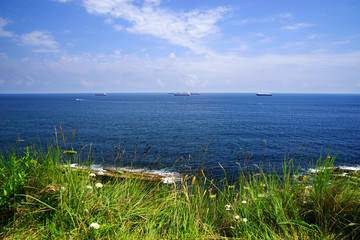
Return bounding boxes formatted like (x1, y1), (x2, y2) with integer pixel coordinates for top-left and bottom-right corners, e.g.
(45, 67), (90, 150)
(0, 0), (359, 93)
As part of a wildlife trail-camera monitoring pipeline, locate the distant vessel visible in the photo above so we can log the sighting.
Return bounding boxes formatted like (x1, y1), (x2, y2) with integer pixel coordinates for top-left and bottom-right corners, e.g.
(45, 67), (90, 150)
(95, 93), (106, 96)
(256, 92), (272, 96)
(174, 91), (191, 96)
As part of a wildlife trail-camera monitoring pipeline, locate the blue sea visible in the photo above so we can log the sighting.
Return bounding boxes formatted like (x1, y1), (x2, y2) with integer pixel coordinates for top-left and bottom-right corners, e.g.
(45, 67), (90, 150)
(1, 93), (360, 179)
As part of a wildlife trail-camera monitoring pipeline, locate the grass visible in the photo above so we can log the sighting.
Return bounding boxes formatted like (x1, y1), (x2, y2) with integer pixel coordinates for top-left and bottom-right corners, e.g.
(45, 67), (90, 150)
(0, 137), (359, 239)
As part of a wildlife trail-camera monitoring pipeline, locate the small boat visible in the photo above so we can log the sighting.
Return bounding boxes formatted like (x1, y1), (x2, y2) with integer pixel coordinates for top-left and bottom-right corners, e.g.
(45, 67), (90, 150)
(174, 91), (191, 96)
(256, 92), (272, 96)
(95, 93), (106, 96)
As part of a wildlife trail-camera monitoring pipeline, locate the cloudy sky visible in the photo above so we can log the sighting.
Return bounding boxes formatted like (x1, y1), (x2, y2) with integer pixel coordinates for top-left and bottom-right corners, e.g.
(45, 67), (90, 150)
(0, 0), (359, 93)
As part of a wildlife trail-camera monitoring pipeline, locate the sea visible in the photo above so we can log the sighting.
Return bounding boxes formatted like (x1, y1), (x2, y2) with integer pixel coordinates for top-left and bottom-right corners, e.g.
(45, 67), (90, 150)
(1, 93), (360, 180)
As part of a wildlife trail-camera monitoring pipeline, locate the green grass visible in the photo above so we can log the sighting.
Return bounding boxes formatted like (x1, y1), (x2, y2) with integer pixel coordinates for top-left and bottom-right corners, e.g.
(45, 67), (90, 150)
(0, 142), (359, 239)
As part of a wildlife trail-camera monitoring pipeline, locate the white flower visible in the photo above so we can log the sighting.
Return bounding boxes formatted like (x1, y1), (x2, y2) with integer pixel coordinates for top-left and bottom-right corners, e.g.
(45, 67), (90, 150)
(89, 222), (100, 229)
(95, 183), (103, 188)
(97, 171), (104, 176)
(85, 209), (89, 212)
(225, 205), (232, 211)
(89, 173), (96, 177)
(242, 200), (247, 204)
(162, 176), (175, 184)
(234, 215), (240, 220)
(86, 186), (93, 189)
(242, 218), (248, 223)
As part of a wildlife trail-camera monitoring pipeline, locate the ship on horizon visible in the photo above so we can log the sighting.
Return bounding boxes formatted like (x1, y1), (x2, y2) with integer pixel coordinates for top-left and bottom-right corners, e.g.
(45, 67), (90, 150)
(174, 91), (191, 96)
(95, 93), (106, 96)
(172, 91), (200, 96)
(256, 92), (272, 96)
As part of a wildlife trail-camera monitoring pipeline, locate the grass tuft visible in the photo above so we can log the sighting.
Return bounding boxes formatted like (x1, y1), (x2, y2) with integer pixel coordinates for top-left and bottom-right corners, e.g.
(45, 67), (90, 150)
(0, 139), (359, 239)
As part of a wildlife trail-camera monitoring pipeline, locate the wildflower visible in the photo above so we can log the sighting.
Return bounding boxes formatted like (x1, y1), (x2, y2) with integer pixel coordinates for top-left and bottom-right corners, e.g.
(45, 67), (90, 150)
(234, 215), (240, 220)
(225, 205), (232, 211)
(89, 173), (96, 177)
(162, 176), (175, 184)
(89, 222), (100, 229)
(97, 171), (104, 176)
(242, 218), (248, 223)
(242, 200), (247, 204)
(85, 209), (89, 212)
(257, 194), (264, 198)
(95, 183), (103, 188)
(86, 186), (93, 189)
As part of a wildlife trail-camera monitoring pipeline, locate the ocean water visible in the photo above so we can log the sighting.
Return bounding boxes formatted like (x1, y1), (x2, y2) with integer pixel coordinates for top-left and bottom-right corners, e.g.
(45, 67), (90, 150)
(1, 93), (359, 179)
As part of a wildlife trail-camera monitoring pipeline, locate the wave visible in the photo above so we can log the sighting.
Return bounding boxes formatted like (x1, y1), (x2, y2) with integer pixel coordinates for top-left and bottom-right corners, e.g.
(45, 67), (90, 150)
(62, 163), (182, 184)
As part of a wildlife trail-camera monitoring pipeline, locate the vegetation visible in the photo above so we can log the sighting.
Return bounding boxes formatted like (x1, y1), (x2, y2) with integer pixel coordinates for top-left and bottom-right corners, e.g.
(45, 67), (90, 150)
(0, 136), (359, 239)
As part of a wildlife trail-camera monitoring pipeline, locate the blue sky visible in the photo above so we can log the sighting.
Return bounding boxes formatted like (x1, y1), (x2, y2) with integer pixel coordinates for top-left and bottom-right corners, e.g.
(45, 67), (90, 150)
(0, 0), (359, 93)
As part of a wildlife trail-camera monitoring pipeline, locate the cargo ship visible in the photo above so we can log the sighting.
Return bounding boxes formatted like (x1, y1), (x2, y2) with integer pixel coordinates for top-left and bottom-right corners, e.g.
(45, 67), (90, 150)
(174, 91), (191, 96)
(256, 92), (272, 96)
(95, 93), (106, 96)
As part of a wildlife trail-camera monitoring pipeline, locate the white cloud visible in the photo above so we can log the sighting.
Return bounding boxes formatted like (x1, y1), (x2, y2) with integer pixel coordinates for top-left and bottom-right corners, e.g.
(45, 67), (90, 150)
(236, 13), (292, 25)
(182, 74), (209, 88)
(229, 42), (249, 52)
(184, 74), (199, 87)
(283, 23), (313, 31)
(2, 49), (359, 93)
(156, 79), (165, 87)
(308, 34), (324, 39)
(144, 0), (161, 6)
(168, 52), (176, 59)
(20, 31), (59, 52)
(14, 79), (23, 86)
(24, 75), (36, 86)
(0, 17), (14, 38)
(80, 79), (95, 88)
(0, 52), (8, 58)
(81, 0), (230, 54)
(114, 49), (121, 55)
(113, 24), (124, 31)
(104, 18), (113, 24)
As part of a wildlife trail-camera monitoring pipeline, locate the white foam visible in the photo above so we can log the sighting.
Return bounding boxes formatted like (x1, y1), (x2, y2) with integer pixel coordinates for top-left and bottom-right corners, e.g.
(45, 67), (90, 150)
(62, 163), (79, 168)
(114, 167), (182, 184)
(307, 165), (360, 174)
(62, 164), (182, 183)
(106, 166), (181, 178)
(338, 166), (360, 171)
